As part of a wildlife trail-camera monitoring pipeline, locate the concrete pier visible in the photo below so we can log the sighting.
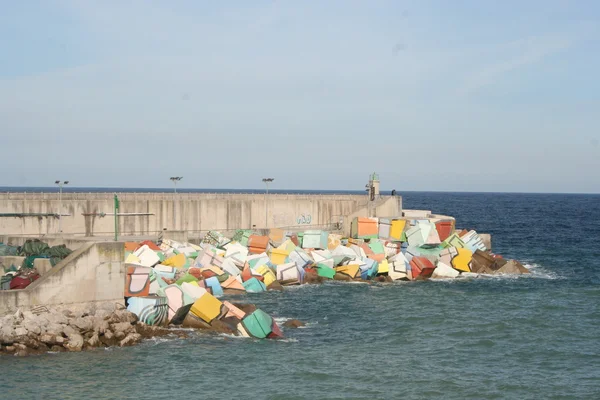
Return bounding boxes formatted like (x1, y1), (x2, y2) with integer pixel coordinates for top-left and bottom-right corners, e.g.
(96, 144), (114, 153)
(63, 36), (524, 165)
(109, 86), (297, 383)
(0, 192), (402, 237)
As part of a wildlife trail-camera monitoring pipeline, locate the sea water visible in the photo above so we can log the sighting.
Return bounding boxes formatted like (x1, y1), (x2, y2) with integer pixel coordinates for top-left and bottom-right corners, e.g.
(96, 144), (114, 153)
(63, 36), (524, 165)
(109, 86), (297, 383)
(1, 192), (598, 399)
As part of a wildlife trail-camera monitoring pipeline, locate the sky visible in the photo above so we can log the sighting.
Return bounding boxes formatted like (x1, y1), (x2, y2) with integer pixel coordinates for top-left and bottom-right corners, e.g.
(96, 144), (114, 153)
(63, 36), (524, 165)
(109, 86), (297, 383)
(1, 0), (599, 193)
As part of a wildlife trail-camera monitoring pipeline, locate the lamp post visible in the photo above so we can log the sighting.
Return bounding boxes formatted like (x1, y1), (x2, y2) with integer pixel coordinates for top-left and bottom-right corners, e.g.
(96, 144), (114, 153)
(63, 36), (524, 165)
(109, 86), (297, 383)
(262, 178), (274, 228)
(55, 180), (69, 233)
(170, 176), (183, 193)
(170, 177), (182, 228)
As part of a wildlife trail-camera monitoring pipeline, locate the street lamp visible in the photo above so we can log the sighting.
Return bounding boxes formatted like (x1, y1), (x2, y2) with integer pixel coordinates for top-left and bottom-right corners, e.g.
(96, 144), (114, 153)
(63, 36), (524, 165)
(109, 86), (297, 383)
(170, 177), (182, 228)
(170, 176), (183, 193)
(262, 178), (274, 228)
(55, 180), (69, 233)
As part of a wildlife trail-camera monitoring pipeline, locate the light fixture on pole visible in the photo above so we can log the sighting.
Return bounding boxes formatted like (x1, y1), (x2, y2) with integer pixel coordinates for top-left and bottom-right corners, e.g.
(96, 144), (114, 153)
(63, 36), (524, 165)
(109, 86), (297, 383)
(170, 176), (183, 193)
(55, 180), (69, 233)
(170, 177), (182, 228)
(262, 178), (274, 228)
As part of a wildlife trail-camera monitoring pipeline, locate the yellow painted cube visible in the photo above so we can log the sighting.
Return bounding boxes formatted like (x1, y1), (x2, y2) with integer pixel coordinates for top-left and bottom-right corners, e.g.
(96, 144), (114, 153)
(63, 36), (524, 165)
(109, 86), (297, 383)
(452, 248), (473, 272)
(190, 292), (224, 323)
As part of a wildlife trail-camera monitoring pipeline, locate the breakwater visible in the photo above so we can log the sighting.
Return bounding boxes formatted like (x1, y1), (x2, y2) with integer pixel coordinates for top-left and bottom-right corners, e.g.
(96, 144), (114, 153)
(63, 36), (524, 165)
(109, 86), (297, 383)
(115, 214), (523, 341)
(0, 192), (401, 237)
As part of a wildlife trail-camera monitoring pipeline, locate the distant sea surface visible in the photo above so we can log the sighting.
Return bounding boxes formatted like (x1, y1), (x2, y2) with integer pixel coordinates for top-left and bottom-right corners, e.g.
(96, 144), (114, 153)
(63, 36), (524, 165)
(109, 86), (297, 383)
(1, 191), (599, 400)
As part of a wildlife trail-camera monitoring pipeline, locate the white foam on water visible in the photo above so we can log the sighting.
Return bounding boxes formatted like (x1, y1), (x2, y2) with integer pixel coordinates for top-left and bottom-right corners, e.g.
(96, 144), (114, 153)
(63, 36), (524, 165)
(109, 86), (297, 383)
(522, 263), (563, 280)
(278, 337), (299, 343)
(145, 337), (177, 345)
(216, 333), (253, 340)
(297, 321), (318, 329)
(274, 316), (291, 324)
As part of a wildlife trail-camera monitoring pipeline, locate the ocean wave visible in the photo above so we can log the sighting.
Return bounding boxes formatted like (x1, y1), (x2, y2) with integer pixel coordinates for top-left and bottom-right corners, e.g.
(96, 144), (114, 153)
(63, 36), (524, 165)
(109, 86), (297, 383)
(523, 263), (563, 280)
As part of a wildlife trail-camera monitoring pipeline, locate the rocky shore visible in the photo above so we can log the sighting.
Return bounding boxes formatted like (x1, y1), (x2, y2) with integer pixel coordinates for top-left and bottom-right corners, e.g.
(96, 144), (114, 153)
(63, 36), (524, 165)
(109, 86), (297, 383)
(0, 302), (231, 357)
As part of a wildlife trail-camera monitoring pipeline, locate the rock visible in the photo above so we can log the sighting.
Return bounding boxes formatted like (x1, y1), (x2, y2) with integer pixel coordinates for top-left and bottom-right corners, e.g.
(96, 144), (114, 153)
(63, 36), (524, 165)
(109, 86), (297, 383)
(37, 342), (49, 352)
(55, 336), (64, 344)
(92, 317), (110, 334)
(14, 309), (23, 320)
(62, 325), (78, 337)
(267, 281), (284, 291)
(119, 333), (142, 347)
(112, 310), (138, 325)
(71, 316), (93, 332)
(64, 333), (84, 352)
(45, 323), (64, 337)
(40, 334), (56, 345)
(22, 311), (36, 321)
(19, 337), (41, 350)
(62, 309), (75, 318)
(47, 311), (69, 326)
(5, 346), (15, 353)
(97, 302), (118, 314)
(283, 319), (306, 329)
(220, 316), (243, 332)
(208, 319), (236, 334)
(111, 322), (135, 336)
(22, 319), (41, 336)
(94, 309), (111, 320)
(303, 270), (325, 284)
(0, 325), (15, 344)
(135, 324), (172, 339)
(1, 315), (15, 327)
(333, 272), (352, 282)
(16, 350), (29, 357)
(114, 331), (126, 340)
(88, 333), (101, 347)
(14, 343), (27, 351)
(14, 327), (28, 337)
(100, 330), (118, 347)
(50, 345), (66, 352)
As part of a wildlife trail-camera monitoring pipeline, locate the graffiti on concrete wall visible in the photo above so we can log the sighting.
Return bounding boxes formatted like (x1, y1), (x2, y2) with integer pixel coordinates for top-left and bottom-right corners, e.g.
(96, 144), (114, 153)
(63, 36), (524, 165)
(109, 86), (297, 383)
(297, 214), (312, 225)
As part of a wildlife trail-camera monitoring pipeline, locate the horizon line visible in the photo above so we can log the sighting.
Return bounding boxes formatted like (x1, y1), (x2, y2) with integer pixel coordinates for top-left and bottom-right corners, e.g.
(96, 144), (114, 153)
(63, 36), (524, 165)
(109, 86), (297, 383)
(0, 186), (598, 195)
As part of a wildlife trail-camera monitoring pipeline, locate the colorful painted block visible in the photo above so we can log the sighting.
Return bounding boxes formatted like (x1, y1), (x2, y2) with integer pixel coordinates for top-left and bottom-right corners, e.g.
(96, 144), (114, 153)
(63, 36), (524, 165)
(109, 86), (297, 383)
(241, 309), (275, 339)
(269, 248), (289, 265)
(276, 262), (301, 284)
(452, 248), (473, 272)
(125, 266), (152, 297)
(335, 264), (360, 279)
(221, 276), (246, 292)
(189, 292), (228, 324)
(351, 217), (379, 239)
(126, 296), (169, 326)
(204, 276), (224, 296)
(133, 245), (160, 267)
(242, 277), (267, 293)
(409, 256), (435, 279)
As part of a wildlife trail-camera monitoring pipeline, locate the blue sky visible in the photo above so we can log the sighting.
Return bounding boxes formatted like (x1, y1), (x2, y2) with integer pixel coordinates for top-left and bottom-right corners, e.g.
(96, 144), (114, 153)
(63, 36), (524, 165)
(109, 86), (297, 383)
(1, 0), (599, 193)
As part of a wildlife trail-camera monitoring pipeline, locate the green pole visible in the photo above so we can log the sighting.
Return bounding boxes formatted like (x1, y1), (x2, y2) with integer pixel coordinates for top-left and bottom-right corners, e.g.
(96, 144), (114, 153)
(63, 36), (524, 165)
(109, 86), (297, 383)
(114, 194), (119, 241)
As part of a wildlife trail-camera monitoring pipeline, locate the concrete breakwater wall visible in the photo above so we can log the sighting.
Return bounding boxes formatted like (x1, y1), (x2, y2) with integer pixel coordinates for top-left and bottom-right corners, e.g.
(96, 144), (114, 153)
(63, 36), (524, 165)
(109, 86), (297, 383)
(0, 192), (402, 237)
(0, 242), (125, 314)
